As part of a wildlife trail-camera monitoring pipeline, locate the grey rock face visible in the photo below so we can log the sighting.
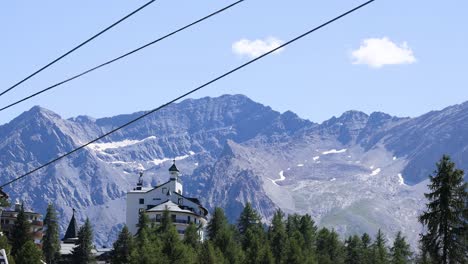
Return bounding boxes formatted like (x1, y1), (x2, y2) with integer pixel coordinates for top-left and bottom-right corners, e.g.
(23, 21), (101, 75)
(0, 94), (466, 248)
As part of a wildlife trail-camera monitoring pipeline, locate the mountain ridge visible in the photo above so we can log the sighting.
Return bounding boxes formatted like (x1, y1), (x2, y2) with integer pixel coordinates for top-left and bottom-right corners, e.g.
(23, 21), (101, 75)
(1, 94), (467, 248)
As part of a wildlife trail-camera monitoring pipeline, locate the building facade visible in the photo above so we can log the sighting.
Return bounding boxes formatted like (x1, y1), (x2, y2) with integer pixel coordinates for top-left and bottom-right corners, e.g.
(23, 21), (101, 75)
(0, 201), (43, 247)
(126, 162), (208, 239)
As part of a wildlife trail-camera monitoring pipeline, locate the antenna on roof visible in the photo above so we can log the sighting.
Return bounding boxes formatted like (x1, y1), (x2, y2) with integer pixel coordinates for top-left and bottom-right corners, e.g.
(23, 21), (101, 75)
(136, 171), (144, 190)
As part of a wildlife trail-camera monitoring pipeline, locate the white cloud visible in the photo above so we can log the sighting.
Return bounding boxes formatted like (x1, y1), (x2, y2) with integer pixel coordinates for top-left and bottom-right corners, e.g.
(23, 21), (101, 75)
(232, 37), (284, 58)
(351, 37), (416, 68)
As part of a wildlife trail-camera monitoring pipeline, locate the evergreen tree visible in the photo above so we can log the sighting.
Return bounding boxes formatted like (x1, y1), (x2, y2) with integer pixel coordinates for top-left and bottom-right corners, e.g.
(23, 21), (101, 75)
(268, 209), (287, 264)
(419, 155), (467, 264)
(14, 240), (42, 264)
(11, 203), (32, 257)
(42, 203), (60, 264)
(197, 241), (226, 264)
(345, 235), (363, 264)
(360, 233), (373, 264)
(136, 210), (151, 236)
(285, 214), (301, 237)
(183, 223), (200, 249)
(71, 218), (95, 264)
(130, 230), (163, 264)
(371, 229), (389, 264)
(237, 202), (262, 238)
(0, 233), (14, 263)
(414, 243), (433, 264)
(390, 232), (412, 264)
(285, 230), (315, 264)
(206, 208), (243, 263)
(316, 228), (345, 264)
(152, 208), (194, 263)
(112, 225), (135, 264)
(207, 207), (228, 241)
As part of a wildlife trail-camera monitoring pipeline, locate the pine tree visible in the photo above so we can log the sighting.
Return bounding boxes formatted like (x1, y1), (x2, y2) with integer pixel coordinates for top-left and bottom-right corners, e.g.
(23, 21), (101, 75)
(14, 240), (43, 264)
(237, 202), (262, 238)
(419, 155), (467, 264)
(207, 207), (229, 241)
(345, 235), (363, 264)
(360, 233), (373, 264)
(183, 223), (200, 250)
(299, 214), (317, 260)
(285, 230), (311, 264)
(197, 241), (226, 264)
(371, 229), (389, 264)
(11, 203), (32, 257)
(42, 203), (60, 264)
(136, 210), (150, 236)
(316, 228), (345, 264)
(112, 225), (135, 264)
(207, 208), (244, 263)
(0, 233), (14, 263)
(268, 209), (287, 264)
(390, 232), (412, 264)
(71, 218), (95, 264)
(159, 215), (193, 264)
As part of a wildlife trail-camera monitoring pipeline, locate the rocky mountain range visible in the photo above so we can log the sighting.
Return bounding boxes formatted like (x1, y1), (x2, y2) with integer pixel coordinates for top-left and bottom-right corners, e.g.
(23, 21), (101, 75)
(1, 94), (467, 248)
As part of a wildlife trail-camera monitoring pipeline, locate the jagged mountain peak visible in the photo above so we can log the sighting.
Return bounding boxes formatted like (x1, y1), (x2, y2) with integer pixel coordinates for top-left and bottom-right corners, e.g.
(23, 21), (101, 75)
(2, 94), (468, 248)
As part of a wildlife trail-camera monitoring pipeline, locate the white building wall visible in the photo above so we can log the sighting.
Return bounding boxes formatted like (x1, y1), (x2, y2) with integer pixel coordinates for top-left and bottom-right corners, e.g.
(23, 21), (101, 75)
(126, 180), (206, 235)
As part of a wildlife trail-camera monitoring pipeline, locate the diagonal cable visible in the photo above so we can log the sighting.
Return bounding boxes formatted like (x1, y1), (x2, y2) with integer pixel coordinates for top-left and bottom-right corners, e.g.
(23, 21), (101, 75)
(0, 0), (245, 113)
(0, 0), (376, 188)
(0, 0), (157, 97)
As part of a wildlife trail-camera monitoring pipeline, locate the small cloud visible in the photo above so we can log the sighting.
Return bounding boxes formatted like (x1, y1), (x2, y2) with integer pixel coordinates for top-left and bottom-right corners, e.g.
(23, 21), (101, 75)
(232, 37), (284, 58)
(351, 37), (416, 68)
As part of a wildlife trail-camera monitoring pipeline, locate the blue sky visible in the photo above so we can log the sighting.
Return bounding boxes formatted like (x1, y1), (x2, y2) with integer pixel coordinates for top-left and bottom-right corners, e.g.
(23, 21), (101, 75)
(1, 0), (467, 125)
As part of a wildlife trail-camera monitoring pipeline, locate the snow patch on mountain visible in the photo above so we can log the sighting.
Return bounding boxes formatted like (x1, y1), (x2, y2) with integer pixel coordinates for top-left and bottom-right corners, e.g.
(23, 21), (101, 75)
(88, 136), (156, 151)
(322, 149), (347, 155)
(150, 151), (196, 166)
(397, 173), (405, 185)
(271, 170), (286, 186)
(370, 168), (381, 176)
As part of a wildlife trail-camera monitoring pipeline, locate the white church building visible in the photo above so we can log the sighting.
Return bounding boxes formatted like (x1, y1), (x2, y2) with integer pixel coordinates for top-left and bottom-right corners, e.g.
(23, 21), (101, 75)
(126, 162), (208, 239)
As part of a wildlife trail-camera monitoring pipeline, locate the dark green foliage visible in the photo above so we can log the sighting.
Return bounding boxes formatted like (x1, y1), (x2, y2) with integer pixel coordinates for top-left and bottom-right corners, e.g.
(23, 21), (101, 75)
(360, 233), (373, 264)
(207, 207), (228, 241)
(207, 207), (243, 263)
(183, 223), (200, 249)
(316, 228), (345, 264)
(197, 241), (226, 264)
(112, 225), (135, 264)
(160, 221), (194, 264)
(237, 203), (262, 238)
(14, 240), (42, 264)
(0, 197), (10, 207)
(268, 209), (287, 264)
(419, 155), (467, 264)
(0, 234), (14, 263)
(299, 214), (317, 253)
(345, 235), (363, 264)
(71, 218), (95, 264)
(137, 212), (150, 236)
(11, 204), (32, 257)
(390, 232), (412, 264)
(371, 229), (389, 264)
(42, 203), (60, 264)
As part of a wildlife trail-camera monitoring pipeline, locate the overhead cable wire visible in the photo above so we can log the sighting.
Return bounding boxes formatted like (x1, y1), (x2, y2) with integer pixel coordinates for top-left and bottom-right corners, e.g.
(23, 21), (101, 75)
(0, 0), (245, 113)
(0, 0), (157, 98)
(0, 0), (376, 188)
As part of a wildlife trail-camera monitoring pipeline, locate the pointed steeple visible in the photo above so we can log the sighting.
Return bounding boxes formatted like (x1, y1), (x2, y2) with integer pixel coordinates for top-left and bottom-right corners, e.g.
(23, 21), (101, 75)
(63, 208), (78, 243)
(168, 159), (179, 172)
